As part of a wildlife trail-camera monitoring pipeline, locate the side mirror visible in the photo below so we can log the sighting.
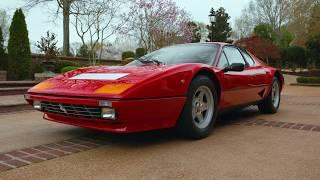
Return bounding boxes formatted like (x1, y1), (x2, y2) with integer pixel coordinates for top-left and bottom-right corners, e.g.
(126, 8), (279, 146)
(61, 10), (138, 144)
(223, 63), (245, 72)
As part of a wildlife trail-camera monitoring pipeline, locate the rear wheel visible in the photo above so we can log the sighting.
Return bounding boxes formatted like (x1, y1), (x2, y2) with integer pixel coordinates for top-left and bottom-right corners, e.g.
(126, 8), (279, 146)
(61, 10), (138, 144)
(258, 77), (281, 114)
(177, 75), (218, 139)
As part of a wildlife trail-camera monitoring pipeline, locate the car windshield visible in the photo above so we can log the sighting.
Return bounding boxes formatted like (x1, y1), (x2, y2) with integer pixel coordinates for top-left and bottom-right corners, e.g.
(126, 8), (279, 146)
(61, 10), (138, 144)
(127, 44), (219, 66)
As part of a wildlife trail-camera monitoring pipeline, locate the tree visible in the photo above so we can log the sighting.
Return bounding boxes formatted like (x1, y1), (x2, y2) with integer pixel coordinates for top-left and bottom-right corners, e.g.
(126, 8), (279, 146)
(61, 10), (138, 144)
(24, 0), (83, 56)
(306, 34), (320, 68)
(252, 0), (291, 33)
(0, 26), (7, 70)
(0, 9), (10, 41)
(72, 0), (131, 65)
(36, 31), (59, 59)
(287, 0), (319, 46)
(234, 2), (256, 39)
(128, 0), (192, 51)
(235, 0), (291, 39)
(278, 29), (294, 49)
(207, 7), (232, 42)
(77, 44), (89, 58)
(254, 24), (276, 42)
(306, 2), (320, 39)
(235, 36), (280, 65)
(187, 22), (201, 43)
(7, 9), (31, 80)
(281, 46), (306, 70)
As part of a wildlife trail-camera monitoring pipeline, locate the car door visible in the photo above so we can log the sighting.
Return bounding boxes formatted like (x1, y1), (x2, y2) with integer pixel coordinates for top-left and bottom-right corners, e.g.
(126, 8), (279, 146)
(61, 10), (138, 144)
(239, 49), (269, 101)
(217, 46), (256, 108)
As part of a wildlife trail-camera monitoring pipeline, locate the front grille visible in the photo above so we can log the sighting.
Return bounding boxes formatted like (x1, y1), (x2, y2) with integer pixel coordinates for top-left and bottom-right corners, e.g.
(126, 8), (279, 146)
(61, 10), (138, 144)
(41, 101), (101, 119)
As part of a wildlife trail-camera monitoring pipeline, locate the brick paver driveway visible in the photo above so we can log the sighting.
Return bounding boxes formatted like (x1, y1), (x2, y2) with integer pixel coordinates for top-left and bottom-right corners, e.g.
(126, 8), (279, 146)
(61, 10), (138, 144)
(0, 85), (319, 180)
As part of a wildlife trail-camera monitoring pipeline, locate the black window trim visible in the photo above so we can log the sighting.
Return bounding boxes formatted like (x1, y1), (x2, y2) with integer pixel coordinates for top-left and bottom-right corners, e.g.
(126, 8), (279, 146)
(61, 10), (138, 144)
(216, 45), (249, 68)
(237, 47), (255, 66)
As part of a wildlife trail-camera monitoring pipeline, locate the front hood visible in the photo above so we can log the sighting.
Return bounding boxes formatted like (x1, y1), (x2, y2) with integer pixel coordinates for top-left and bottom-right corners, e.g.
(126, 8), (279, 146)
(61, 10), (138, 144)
(28, 65), (179, 98)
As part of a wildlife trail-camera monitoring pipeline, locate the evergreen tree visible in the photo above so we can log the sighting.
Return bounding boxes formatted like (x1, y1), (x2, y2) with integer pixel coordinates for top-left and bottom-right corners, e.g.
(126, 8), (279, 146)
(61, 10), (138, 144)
(7, 9), (31, 80)
(207, 7), (232, 42)
(77, 44), (89, 58)
(0, 26), (7, 70)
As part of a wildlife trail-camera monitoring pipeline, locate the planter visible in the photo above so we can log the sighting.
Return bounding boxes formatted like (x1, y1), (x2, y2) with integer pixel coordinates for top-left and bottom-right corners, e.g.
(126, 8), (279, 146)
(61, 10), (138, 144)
(0, 71), (7, 81)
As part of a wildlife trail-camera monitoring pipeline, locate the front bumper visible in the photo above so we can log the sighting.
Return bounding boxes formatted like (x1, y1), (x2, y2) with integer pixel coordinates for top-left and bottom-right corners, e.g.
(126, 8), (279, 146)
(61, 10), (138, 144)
(26, 93), (186, 133)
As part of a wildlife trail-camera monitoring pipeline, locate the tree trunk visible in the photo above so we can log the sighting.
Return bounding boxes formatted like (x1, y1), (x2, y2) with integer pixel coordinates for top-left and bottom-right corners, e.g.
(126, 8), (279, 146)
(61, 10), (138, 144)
(62, 0), (70, 56)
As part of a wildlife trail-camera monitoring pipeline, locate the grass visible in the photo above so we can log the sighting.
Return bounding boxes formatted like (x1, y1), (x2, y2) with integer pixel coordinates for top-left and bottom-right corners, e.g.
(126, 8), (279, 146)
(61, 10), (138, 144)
(61, 66), (80, 73)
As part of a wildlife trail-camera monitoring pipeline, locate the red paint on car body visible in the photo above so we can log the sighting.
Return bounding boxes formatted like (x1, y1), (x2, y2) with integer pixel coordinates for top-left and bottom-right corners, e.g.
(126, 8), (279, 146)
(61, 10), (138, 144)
(26, 42), (283, 133)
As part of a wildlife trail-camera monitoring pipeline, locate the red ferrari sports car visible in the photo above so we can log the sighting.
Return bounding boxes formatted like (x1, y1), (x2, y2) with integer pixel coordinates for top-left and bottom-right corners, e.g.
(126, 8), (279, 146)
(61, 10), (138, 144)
(25, 42), (283, 139)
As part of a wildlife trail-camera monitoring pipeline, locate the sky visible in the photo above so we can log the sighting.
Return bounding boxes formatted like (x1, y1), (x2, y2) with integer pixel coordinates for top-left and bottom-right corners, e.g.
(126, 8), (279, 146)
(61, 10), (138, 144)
(1, 0), (251, 48)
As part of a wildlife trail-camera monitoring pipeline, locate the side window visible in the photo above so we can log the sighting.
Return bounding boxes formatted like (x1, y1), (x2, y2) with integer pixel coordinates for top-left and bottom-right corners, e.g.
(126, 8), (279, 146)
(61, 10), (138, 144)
(240, 49), (255, 66)
(223, 46), (246, 65)
(217, 52), (229, 68)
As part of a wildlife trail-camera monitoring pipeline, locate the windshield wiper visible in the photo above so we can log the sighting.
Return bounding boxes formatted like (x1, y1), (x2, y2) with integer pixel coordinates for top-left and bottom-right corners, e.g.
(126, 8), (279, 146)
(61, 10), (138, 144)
(137, 58), (164, 65)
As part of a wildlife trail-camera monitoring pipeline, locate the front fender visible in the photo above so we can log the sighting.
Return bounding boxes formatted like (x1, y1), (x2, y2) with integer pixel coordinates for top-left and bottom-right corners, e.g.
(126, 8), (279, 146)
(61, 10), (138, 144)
(122, 64), (217, 99)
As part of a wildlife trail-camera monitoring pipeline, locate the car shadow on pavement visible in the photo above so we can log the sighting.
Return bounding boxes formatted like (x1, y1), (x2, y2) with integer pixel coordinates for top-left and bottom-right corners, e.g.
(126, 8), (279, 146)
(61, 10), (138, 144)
(74, 106), (262, 148)
(216, 106), (260, 126)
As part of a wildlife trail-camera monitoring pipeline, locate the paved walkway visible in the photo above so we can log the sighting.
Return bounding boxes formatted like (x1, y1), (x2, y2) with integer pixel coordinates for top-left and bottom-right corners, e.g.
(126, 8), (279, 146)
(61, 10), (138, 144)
(0, 95), (27, 107)
(283, 74), (297, 84)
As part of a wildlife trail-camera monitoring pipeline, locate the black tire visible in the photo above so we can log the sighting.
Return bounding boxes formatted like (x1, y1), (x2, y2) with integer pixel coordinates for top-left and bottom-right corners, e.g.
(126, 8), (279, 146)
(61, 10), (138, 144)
(177, 75), (218, 139)
(258, 77), (281, 114)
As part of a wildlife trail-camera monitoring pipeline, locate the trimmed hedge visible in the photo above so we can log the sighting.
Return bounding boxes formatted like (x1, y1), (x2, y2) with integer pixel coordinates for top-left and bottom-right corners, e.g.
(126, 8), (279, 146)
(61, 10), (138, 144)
(136, 48), (146, 58)
(61, 66), (80, 73)
(297, 77), (320, 84)
(122, 51), (135, 60)
(54, 60), (80, 73)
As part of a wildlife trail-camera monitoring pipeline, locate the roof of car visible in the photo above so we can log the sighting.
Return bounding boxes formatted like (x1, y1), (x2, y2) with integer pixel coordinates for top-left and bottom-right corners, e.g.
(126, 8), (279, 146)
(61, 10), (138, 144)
(177, 42), (231, 46)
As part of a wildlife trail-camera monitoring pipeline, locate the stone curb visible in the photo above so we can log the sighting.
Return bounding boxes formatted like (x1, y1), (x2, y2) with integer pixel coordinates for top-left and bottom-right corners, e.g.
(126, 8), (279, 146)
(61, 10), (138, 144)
(290, 83), (320, 87)
(0, 104), (32, 114)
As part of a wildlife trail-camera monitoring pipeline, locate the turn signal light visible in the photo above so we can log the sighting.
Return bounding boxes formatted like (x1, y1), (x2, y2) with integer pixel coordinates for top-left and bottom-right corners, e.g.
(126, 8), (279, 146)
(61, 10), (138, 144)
(94, 84), (134, 95)
(31, 81), (55, 90)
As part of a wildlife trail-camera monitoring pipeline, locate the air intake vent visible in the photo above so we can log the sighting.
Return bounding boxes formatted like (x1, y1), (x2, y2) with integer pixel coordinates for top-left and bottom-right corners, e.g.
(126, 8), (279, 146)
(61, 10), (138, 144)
(41, 101), (101, 119)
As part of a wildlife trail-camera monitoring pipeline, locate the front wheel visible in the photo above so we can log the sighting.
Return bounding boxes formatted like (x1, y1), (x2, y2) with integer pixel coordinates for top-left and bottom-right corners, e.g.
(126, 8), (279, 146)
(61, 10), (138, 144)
(258, 77), (281, 114)
(177, 75), (218, 139)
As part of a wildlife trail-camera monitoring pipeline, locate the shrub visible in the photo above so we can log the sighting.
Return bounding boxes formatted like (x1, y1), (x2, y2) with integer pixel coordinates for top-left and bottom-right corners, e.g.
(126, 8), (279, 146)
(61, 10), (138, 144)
(306, 34), (320, 69)
(54, 60), (79, 73)
(297, 77), (320, 84)
(7, 9), (32, 80)
(61, 66), (80, 73)
(122, 51), (135, 60)
(135, 48), (146, 58)
(0, 27), (7, 70)
(281, 46), (306, 70)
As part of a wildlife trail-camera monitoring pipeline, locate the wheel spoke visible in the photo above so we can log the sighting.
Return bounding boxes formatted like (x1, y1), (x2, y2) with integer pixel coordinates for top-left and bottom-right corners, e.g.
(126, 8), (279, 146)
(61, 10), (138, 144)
(198, 91), (205, 102)
(200, 103), (209, 112)
(271, 81), (280, 107)
(196, 113), (204, 122)
(191, 86), (215, 129)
